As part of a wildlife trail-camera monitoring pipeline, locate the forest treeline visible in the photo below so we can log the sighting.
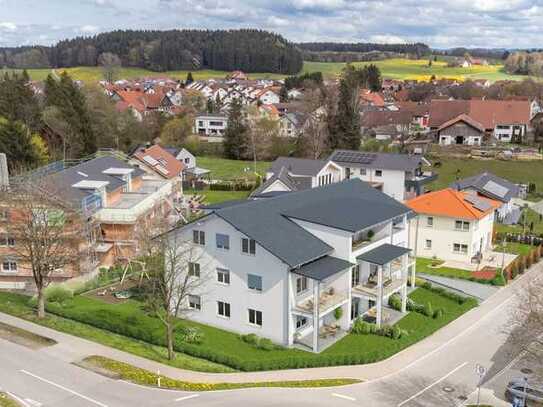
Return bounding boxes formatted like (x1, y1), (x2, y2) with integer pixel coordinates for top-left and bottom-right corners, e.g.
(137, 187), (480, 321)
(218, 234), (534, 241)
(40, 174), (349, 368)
(0, 29), (303, 74)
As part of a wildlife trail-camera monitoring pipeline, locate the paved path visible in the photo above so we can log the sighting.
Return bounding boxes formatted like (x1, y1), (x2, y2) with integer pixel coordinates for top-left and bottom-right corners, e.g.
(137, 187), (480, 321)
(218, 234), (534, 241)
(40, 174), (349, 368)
(419, 273), (500, 301)
(0, 264), (541, 406)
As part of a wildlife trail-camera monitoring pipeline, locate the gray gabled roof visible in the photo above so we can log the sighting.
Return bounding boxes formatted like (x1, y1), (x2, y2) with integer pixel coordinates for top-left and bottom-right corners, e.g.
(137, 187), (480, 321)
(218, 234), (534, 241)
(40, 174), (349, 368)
(329, 150), (425, 172)
(450, 172), (520, 203)
(251, 166), (311, 197)
(357, 244), (411, 265)
(292, 256), (354, 281)
(207, 179), (412, 268)
(269, 157), (326, 177)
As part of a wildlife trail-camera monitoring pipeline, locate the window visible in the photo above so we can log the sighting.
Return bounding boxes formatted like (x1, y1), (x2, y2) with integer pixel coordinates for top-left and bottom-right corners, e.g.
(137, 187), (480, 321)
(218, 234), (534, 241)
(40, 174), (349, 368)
(1, 261), (17, 272)
(217, 268), (230, 285)
(184, 158), (190, 164)
(453, 243), (468, 253)
(188, 262), (200, 278)
(351, 264), (360, 286)
(296, 276), (308, 294)
(216, 233), (230, 250)
(248, 309), (262, 326)
(0, 209), (8, 221)
(296, 315), (307, 329)
(241, 238), (256, 255)
(425, 239), (432, 249)
(455, 221), (470, 231)
(0, 235), (14, 247)
(217, 301), (231, 318)
(247, 274), (262, 292)
(188, 295), (201, 310)
(193, 230), (205, 245)
(360, 168), (367, 176)
(198, 120), (204, 127)
(375, 170), (383, 177)
(426, 217), (434, 227)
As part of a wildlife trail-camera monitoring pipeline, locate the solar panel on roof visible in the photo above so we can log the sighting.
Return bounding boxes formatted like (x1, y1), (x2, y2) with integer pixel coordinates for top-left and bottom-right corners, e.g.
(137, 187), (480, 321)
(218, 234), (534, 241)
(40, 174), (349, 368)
(464, 195), (493, 212)
(482, 180), (508, 199)
(332, 151), (376, 164)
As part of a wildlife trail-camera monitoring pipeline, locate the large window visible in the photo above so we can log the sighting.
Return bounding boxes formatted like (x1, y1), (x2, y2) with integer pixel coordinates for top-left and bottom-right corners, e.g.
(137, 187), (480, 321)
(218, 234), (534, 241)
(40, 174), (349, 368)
(193, 230), (205, 245)
(241, 238), (256, 255)
(248, 309), (262, 326)
(216, 233), (230, 250)
(217, 301), (231, 318)
(188, 295), (201, 310)
(1, 261), (17, 272)
(188, 262), (200, 278)
(375, 170), (383, 177)
(296, 315), (307, 329)
(351, 265), (360, 286)
(247, 274), (262, 292)
(455, 220), (470, 231)
(0, 235), (15, 247)
(217, 268), (230, 285)
(296, 276), (308, 294)
(453, 243), (468, 254)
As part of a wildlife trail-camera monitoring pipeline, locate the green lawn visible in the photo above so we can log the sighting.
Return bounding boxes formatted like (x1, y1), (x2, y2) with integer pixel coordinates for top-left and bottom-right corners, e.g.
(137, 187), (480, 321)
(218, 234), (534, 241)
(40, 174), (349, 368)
(3, 58), (530, 84)
(0, 392), (20, 407)
(0, 291), (233, 373)
(197, 156), (271, 181)
(0, 287), (476, 372)
(416, 258), (476, 280)
(428, 158), (543, 194)
(187, 189), (250, 205)
(495, 208), (543, 235)
(500, 242), (534, 256)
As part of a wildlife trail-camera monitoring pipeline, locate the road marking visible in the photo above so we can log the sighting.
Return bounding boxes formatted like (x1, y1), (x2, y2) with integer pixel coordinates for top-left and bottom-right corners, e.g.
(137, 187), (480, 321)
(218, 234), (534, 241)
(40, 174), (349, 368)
(19, 370), (108, 407)
(6, 392), (31, 407)
(397, 362), (468, 407)
(175, 394), (200, 402)
(331, 393), (356, 401)
(24, 399), (42, 407)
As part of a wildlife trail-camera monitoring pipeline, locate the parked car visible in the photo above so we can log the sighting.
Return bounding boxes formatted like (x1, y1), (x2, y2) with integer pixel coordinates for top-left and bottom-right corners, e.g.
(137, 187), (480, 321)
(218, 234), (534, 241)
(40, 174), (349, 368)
(505, 380), (543, 405)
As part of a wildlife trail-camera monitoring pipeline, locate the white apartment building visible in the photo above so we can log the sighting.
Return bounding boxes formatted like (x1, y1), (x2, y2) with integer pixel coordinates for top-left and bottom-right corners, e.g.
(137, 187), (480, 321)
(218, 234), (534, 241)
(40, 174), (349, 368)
(194, 114), (228, 141)
(407, 188), (501, 263)
(169, 180), (415, 352)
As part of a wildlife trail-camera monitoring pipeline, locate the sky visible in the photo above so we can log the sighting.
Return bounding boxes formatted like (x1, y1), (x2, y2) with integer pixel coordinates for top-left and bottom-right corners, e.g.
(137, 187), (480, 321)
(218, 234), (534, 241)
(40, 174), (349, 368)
(1, 0), (543, 49)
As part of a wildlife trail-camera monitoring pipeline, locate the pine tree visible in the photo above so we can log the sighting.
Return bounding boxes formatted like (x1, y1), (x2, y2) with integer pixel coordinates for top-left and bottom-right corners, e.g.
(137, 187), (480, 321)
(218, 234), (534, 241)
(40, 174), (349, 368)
(186, 72), (194, 85)
(223, 98), (249, 160)
(0, 117), (42, 171)
(279, 85), (289, 102)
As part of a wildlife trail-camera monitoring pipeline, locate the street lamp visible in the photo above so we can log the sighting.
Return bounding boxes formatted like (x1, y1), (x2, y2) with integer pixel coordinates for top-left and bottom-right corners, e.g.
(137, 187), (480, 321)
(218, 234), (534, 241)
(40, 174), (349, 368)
(522, 376), (528, 407)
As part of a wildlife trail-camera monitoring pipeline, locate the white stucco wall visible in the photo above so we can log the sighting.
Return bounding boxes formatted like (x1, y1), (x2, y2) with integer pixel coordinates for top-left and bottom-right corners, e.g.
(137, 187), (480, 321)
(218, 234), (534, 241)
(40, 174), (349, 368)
(346, 167), (407, 201)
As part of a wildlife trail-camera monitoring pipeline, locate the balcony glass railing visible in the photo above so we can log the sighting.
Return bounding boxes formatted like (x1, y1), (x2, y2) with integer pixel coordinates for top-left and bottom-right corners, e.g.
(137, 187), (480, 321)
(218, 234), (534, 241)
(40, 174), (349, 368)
(295, 288), (348, 314)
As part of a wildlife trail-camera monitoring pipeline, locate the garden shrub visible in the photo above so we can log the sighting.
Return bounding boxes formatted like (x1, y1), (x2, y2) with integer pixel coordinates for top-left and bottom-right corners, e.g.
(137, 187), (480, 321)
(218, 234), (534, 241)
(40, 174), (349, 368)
(433, 309), (444, 319)
(423, 302), (433, 317)
(257, 338), (275, 351)
(45, 285), (74, 304)
(240, 333), (259, 345)
(491, 272), (506, 286)
(177, 326), (204, 344)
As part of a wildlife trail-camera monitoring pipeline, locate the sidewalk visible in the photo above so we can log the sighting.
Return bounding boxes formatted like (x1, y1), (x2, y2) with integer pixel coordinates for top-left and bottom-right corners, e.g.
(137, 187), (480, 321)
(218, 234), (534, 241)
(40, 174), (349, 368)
(0, 264), (540, 384)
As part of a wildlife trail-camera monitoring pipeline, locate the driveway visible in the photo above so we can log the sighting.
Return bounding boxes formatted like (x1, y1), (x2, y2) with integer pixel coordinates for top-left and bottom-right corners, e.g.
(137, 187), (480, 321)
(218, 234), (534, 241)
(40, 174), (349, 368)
(419, 273), (500, 301)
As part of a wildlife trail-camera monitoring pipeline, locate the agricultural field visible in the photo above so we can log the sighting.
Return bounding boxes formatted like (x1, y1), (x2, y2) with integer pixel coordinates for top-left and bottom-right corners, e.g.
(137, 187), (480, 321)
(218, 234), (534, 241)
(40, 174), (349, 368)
(3, 58), (528, 84)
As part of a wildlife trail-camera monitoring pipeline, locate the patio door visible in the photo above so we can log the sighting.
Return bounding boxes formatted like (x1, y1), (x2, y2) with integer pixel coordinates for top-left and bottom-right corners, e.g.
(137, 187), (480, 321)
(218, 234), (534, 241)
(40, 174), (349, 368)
(351, 297), (361, 320)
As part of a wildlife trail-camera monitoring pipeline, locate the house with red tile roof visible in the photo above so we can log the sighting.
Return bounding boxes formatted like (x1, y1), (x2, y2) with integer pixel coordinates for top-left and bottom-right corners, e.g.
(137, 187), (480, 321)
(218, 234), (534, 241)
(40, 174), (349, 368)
(114, 89), (174, 121)
(406, 188), (502, 262)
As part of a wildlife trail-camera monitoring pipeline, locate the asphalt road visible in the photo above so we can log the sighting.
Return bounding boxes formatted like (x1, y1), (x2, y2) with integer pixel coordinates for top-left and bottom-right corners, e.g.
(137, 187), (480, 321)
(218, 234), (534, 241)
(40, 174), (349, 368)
(1, 270), (539, 407)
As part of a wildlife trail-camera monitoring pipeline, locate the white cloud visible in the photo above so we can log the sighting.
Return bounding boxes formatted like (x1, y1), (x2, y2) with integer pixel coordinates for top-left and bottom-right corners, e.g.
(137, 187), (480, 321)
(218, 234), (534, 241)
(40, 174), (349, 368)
(0, 22), (17, 31)
(370, 35), (407, 44)
(79, 24), (99, 33)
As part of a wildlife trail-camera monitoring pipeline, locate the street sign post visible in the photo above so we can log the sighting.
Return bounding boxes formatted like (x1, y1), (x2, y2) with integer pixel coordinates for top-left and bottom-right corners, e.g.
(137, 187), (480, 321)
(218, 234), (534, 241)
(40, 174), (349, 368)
(475, 364), (487, 406)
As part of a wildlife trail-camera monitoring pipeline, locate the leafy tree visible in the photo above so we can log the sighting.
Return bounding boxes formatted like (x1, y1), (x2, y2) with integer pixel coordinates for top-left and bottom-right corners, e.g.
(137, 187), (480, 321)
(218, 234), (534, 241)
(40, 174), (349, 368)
(160, 116), (193, 148)
(223, 98), (249, 160)
(279, 85), (289, 102)
(0, 117), (46, 172)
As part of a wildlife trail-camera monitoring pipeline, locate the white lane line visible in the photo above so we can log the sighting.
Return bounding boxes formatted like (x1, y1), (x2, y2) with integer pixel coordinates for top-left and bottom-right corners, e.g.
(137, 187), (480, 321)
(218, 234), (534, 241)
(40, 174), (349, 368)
(397, 362), (468, 407)
(24, 398), (42, 407)
(6, 392), (31, 407)
(19, 370), (108, 407)
(331, 393), (356, 402)
(175, 394), (200, 402)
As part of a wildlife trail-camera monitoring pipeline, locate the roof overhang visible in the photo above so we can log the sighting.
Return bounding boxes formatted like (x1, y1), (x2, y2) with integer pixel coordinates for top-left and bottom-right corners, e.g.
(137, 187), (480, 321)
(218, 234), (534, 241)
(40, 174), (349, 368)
(357, 244), (411, 266)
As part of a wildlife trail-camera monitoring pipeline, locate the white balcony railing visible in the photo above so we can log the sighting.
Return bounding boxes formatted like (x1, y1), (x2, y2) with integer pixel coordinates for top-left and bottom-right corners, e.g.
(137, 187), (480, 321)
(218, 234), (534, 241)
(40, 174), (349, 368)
(94, 181), (172, 223)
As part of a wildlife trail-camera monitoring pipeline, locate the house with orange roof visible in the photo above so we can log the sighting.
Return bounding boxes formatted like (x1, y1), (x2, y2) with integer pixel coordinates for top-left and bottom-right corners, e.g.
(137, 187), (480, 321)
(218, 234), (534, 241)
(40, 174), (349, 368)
(406, 188), (502, 263)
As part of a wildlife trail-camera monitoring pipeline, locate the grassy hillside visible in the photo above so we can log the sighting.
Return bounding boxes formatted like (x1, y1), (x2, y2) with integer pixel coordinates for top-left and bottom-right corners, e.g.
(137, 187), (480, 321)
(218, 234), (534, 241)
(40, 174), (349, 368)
(3, 58), (527, 84)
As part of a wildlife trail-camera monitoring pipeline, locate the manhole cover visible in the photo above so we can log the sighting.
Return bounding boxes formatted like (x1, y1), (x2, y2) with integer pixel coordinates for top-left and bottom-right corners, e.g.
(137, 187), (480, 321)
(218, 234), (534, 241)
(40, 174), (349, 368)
(521, 368), (533, 375)
(443, 386), (455, 393)
(458, 395), (468, 401)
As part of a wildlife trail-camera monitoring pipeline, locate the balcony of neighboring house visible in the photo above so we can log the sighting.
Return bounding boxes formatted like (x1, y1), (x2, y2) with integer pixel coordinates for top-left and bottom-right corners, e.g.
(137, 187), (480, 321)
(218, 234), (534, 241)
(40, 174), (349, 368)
(290, 255), (353, 353)
(351, 222), (392, 251)
(94, 179), (173, 224)
(351, 243), (411, 328)
(405, 169), (437, 189)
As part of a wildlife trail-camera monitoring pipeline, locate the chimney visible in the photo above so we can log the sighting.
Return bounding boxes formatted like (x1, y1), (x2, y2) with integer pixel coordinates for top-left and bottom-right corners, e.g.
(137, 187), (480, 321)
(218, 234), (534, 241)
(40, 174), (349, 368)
(0, 153), (9, 188)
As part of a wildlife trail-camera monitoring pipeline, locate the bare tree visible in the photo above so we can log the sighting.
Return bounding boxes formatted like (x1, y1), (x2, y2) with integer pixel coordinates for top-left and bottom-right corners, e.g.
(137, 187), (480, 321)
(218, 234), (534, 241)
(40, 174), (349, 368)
(144, 226), (210, 360)
(507, 276), (543, 375)
(98, 52), (122, 84)
(6, 183), (82, 318)
(297, 87), (330, 159)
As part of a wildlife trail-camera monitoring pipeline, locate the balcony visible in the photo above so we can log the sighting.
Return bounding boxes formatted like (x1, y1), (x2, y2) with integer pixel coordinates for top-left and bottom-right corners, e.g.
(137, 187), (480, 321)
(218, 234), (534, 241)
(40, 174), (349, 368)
(352, 226), (391, 251)
(352, 277), (404, 298)
(405, 171), (437, 188)
(295, 287), (349, 315)
(94, 180), (172, 224)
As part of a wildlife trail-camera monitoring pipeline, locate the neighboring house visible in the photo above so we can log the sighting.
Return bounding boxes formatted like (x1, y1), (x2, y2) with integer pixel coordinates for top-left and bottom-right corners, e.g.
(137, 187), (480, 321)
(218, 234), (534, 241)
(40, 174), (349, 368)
(114, 89), (174, 121)
(0, 152), (178, 290)
(406, 188), (501, 263)
(169, 179), (414, 352)
(194, 114), (228, 141)
(437, 114), (485, 146)
(227, 71), (249, 81)
(261, 151), (436, 201)
(328, 150), (436, 201)
(450, 172), (523, 223)
(256, 89), (280, 105)
(429, 99), (534, 143)
(166, 148), (211, 181)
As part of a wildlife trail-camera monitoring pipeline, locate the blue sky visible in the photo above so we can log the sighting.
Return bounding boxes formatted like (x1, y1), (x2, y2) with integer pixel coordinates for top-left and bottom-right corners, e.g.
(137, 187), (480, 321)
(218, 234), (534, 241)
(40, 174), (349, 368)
(1, 0), (542, 48)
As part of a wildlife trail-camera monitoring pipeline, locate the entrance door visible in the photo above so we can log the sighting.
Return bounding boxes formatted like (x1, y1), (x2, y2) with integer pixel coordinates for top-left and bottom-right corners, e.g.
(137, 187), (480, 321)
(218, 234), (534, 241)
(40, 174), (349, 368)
(455, 136), (465, 145)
